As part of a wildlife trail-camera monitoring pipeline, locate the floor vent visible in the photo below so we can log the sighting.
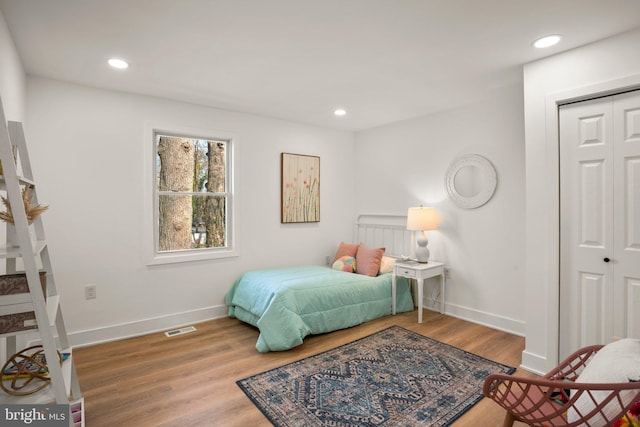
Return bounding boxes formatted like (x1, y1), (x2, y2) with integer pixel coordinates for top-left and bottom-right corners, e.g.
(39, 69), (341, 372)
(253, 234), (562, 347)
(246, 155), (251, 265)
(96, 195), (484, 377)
(164, 326), (197, 337)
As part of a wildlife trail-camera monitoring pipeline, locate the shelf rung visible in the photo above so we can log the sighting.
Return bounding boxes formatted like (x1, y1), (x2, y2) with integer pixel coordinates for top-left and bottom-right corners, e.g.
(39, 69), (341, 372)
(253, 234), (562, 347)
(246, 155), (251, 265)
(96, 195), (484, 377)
(0, 240), (47, 258)
(0, 292), (32, 306)
(0, 175), (35, 187)
(0, 295), (59, 329)
(0, 301), (32, 316)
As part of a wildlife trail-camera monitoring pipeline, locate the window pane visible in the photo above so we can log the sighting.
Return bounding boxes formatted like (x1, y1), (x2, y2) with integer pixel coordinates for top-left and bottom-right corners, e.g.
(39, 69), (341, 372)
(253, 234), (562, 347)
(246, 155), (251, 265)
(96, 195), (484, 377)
(156, 135), (226, 193)
(196, 140), (227, 193)
(157, 136), (194, 192)
(158, 194), (227, 252)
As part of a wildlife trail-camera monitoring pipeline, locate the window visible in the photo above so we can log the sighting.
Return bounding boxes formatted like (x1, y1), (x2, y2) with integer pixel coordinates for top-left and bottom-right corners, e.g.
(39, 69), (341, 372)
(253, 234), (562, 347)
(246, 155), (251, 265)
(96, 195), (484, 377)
(146, 126), (236, 264)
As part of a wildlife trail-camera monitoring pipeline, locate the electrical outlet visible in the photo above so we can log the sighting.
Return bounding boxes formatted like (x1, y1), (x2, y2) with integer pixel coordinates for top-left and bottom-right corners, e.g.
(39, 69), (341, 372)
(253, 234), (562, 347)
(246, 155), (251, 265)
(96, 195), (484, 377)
(444, 267), (451, 279)
(85, 284), (97, 300)
(325, 255), (331, 265)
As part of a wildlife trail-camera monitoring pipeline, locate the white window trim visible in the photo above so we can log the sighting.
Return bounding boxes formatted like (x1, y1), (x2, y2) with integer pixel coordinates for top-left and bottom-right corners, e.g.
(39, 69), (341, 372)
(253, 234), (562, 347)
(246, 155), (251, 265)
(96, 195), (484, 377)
(143, 122), (239, 265)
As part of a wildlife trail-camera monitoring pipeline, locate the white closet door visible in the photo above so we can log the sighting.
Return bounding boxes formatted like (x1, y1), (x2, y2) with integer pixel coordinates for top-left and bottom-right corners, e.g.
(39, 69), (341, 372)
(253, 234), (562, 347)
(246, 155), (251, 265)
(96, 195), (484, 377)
(559, 96), (614, 360)
(612, 91), (640, 340)
(559, 90), (640, 360)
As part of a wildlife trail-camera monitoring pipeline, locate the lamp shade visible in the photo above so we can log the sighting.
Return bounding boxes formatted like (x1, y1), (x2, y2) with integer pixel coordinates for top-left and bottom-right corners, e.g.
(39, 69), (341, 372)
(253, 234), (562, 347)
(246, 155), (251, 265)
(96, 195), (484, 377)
(406, 206), (440, 231)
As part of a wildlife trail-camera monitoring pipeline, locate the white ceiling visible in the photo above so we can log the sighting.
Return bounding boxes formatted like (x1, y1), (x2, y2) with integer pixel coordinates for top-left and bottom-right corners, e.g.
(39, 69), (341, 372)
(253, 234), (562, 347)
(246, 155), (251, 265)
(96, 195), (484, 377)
(1, 0), (640, 131)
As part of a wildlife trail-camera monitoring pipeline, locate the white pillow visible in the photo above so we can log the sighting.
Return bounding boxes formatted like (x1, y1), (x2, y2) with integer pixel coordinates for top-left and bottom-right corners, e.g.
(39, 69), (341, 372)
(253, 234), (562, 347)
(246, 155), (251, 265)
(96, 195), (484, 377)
(567, 339), (640, 425)
(378, 256), (396, 274)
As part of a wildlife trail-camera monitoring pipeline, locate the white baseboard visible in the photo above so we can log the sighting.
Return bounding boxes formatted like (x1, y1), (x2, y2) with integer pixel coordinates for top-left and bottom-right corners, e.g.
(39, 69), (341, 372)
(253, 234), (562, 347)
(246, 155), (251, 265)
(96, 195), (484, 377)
(520, 349), (548, 375)
(425, 298), (526, 337)
(63, 305), (228, 348)
(30, 300), (526, 353)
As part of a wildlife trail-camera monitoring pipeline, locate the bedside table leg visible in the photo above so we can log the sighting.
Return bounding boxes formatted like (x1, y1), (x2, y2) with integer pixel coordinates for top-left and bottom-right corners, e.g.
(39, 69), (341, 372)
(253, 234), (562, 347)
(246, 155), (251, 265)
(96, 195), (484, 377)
(418, 278), (424, 323)
(391, 273), (397, 315)
(440, 274), (445, 314)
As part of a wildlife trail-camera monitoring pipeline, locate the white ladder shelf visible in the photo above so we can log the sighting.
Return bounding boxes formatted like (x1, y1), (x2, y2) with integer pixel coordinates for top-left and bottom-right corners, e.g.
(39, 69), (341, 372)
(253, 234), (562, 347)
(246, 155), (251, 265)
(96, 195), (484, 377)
(0, 96), (83, 426)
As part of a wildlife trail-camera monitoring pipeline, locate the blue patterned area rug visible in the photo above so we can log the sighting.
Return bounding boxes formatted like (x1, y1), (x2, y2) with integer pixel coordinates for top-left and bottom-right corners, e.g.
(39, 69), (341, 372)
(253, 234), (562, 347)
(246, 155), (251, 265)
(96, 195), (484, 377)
(237, 326), (515, 426)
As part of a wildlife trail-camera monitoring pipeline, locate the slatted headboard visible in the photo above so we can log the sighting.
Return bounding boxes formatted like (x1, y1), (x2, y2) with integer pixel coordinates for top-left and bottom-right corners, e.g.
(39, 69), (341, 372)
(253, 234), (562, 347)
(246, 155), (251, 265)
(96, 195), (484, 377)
(354, 214), (413, 258)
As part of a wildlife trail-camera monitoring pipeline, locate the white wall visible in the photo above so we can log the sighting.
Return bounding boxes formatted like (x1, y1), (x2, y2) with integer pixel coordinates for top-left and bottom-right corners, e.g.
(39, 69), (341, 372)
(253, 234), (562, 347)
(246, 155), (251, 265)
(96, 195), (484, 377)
(24, 77), (357, 346)
(0, 9), (24, 259)
(355, 83), (526, 335)
(0, 9), (26, 356)
(0, 9), (25, 123)
(523, 28), (640, 374)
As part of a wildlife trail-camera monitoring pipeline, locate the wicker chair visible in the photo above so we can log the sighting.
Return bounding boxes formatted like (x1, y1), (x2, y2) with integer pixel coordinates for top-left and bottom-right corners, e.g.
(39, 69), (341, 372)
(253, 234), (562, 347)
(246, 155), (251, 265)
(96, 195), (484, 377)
(483, 344), (640, 427)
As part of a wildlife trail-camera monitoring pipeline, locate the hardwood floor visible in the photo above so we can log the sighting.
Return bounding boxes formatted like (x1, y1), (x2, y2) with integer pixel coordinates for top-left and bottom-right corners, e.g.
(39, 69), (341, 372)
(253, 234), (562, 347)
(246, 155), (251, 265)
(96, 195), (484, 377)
(74, 310), (536, 426)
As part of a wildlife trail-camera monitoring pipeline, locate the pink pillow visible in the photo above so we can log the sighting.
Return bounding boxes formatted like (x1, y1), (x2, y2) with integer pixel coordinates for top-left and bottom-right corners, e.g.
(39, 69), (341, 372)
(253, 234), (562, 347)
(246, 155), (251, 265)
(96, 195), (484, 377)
(333, 242), (359, 264)
(355, 244), (385, 277)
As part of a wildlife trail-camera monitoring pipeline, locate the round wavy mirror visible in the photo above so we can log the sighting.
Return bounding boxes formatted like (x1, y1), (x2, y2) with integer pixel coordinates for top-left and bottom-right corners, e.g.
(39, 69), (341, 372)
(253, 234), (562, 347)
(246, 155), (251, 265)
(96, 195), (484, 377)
(445, 154), (497, 209)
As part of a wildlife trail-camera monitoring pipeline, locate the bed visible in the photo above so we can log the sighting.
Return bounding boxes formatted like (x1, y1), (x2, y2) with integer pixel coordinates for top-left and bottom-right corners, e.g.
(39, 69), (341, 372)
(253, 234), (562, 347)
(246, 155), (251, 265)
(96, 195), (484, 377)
(225, 215), (416, 352)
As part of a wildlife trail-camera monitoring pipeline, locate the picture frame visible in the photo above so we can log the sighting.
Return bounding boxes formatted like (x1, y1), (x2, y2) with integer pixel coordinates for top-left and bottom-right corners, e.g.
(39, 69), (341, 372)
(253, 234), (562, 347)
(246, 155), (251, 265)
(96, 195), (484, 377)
(281, 152), (320, 223)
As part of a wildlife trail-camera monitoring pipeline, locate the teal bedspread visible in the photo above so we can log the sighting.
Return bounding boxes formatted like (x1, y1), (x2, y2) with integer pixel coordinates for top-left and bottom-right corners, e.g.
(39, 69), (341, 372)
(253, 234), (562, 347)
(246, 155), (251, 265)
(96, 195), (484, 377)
(225, 265), (413, 352)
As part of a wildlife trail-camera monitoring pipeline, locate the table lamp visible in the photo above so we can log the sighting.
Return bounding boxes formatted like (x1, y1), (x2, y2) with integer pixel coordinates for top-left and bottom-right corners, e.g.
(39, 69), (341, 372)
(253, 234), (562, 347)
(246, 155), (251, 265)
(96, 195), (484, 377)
(407, 206), (440, 263)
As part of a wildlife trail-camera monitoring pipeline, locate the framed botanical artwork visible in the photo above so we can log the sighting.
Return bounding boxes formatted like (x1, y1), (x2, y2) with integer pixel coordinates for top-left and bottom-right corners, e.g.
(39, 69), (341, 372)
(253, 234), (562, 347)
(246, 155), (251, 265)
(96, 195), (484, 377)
(281, 152), (320, 223)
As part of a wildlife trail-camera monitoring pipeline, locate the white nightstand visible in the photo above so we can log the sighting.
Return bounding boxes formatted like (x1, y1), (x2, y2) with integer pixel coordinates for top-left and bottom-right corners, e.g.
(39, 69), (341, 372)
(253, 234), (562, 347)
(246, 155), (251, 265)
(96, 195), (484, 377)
(392, 260), (445, 323)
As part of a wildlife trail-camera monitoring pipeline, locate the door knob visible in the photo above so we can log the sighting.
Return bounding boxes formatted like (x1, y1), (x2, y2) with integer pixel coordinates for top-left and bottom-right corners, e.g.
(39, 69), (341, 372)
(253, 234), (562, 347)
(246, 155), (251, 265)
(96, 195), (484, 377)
(604, 257), (610, 263)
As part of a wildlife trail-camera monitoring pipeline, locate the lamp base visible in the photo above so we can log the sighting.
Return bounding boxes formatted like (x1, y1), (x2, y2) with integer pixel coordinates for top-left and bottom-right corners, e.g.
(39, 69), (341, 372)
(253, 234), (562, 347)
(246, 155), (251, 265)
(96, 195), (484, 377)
(414, 234), (430, 263)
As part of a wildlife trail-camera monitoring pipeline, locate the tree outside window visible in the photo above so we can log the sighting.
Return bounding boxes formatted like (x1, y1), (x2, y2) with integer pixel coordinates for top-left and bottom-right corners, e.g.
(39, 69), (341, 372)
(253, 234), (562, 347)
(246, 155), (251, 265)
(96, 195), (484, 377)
(155, 134), (228, 253)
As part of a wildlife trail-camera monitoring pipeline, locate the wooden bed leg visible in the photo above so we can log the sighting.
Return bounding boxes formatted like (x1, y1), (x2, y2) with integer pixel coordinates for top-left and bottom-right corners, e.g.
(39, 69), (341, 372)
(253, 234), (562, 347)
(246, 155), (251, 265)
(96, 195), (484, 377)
(502, 412), (516, 427)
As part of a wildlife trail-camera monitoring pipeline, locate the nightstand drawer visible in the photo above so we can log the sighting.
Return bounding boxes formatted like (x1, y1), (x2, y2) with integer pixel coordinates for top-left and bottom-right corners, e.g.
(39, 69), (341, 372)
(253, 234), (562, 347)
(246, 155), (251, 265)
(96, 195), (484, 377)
(397, 268), (417, 278)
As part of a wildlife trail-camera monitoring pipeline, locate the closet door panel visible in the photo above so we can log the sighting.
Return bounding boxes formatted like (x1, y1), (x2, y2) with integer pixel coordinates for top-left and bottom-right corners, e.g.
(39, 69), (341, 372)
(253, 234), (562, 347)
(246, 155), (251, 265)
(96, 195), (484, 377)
(559, 97), (614, 359)
(613, 91), (640, 339)
(625, 278), (640, 338)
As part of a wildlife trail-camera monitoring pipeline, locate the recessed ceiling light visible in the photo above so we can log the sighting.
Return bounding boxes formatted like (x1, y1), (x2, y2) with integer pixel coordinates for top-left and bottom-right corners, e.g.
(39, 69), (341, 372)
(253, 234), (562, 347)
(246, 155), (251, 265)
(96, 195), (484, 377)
(108, 58), (129, 69)
(334, 109), (346, 116)
(532, 35), (561, 49)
